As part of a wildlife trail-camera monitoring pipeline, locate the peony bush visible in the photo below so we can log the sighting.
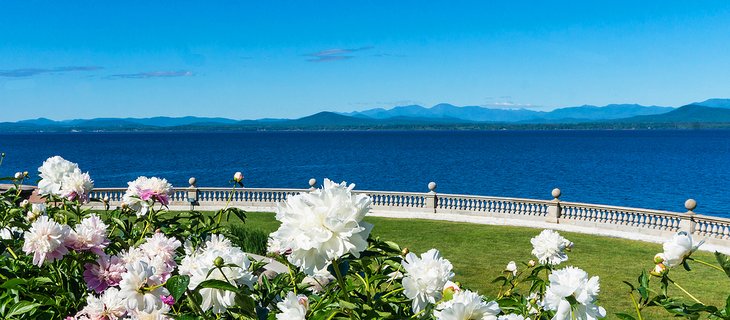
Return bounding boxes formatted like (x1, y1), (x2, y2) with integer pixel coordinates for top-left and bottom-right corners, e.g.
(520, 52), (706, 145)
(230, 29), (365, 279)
(3, 154), (723, 319)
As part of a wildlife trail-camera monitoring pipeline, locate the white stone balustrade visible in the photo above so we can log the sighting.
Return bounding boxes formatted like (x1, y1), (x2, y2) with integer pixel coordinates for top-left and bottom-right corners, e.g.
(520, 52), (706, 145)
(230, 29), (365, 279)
(86, 178), (730, 253)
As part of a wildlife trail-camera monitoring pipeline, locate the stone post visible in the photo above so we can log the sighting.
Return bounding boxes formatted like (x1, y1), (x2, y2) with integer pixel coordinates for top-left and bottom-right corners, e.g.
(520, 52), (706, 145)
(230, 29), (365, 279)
(309, 178), (317, 191)
(425, 181), (437, 213)
(679, 199), (697, 234)
(187, 177), (199, 210)
(546, 188), (562, 223)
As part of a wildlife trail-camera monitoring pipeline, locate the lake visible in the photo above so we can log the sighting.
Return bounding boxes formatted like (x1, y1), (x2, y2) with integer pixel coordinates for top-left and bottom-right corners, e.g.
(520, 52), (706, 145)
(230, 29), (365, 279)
(1, 130), (728, 217)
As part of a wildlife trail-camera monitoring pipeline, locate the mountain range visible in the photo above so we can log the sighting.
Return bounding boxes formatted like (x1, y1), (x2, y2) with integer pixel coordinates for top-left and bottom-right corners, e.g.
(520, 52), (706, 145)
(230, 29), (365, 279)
(3, 98), (730, 132)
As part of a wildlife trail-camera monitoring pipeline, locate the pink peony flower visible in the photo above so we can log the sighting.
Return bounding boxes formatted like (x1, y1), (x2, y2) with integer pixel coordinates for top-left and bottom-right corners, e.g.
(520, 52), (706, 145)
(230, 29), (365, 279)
(83, 255), (126, 293)
(22, 216), (70, 266)
(66, 214), (109, 255)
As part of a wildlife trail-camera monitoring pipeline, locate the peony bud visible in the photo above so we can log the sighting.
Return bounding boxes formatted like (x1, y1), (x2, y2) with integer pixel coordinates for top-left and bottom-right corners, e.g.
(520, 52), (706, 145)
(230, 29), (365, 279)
(103, 196), (110, 203)
(233, 172), (244, 183)
(401, 247), (410, 256)
(505, 261), (517, 276)
(14, 172), (23, 179)
(653, 253), (665, 264)
(528, 259), (537, 267)
(20, 200), (29, 208)
(214, 256), (225, 267)
(22, 171), (28, 177)
(650, 263), (667, 277)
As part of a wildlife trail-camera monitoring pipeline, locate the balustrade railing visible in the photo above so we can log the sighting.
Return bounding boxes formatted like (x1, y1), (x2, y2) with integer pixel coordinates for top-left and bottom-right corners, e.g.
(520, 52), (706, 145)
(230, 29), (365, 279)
(86, 179), (730, 247)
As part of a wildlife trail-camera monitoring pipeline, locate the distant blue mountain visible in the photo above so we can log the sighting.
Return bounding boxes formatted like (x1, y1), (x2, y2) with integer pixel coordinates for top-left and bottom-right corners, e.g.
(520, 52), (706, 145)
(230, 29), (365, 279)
(346, 103), (673, 122)
(3, 98), (730, 132)
(693, 98), (730, 109)
(14, 116), (240, 128)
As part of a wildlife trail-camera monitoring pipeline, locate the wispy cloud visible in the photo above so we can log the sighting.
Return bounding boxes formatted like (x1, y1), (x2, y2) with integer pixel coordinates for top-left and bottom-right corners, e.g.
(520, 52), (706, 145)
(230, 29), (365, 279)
(108, 70), (194, 79)
(305, 46), (373, 62)
(0, 66), (103, 77)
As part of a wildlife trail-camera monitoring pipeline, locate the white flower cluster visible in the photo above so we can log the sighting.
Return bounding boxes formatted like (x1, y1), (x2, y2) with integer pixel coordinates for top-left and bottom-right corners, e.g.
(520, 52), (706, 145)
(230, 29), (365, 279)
(179, 235), (257, 314)
(269, 179), (373, 275)
(544, 266), (606, 320)
(71, 232), (183, 319)
(22, 213), (109, 266)
(38, 156), (94, 203)
(123, 176), (174, 217)
(530, 229), (573, 266)
(402, 248), (455, 313)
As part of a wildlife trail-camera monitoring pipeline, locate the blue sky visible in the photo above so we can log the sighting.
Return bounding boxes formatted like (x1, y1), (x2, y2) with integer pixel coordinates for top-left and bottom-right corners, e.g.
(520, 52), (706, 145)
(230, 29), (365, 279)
(1, 1), (729, 121)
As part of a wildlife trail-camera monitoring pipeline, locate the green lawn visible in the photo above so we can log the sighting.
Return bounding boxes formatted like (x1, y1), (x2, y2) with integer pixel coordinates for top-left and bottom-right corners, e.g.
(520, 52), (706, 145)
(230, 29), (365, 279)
(233, 212), (728, 320)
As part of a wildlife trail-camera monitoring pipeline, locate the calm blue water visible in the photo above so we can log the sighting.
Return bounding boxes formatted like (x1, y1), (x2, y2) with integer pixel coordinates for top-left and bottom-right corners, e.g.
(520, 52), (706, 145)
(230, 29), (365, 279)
(0, 130), (728, 217)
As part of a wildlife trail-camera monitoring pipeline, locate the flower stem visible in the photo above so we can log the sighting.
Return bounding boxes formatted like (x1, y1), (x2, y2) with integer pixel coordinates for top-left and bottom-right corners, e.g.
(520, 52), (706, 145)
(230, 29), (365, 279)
(668, 279), (704, 305)
(332, 259), (351, 303)
(6, 246), (18, 260)
(629, 292), (644, 320)
(688, 257), (726, 273)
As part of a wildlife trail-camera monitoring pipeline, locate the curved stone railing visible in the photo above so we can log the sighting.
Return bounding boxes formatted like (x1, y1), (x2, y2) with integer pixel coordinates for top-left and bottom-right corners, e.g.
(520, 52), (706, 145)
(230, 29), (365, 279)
(87, 178), (730, 252)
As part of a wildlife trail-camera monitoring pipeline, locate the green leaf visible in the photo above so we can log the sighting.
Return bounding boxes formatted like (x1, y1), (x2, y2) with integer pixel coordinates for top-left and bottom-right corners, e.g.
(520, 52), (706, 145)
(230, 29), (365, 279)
(165, 275), (190, 302)
(338, 299), (357, 310)
(714, 251), (730, 278)
(7, 301), (41, 318)
(615, 313), (637, 320)
(196, 279), (238, 292)
(0, 278), (27, 290)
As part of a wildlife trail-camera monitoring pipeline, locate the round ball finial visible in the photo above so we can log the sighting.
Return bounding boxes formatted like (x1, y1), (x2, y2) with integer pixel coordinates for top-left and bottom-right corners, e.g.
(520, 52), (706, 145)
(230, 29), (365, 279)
(188, 177), (197, 187)
(684, 199), (697, 211)
(428, 181), (437, 192)
(551, 188), (561, 199)
(309, 178), (317, 188)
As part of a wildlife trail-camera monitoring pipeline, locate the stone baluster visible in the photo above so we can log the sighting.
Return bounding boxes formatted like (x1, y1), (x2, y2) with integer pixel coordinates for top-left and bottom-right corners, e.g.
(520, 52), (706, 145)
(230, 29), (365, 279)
(546, 188), (561, 223)
(187, 177), (199, 210)
(425, 181), (437, 213)
(679, 199), (697, 234)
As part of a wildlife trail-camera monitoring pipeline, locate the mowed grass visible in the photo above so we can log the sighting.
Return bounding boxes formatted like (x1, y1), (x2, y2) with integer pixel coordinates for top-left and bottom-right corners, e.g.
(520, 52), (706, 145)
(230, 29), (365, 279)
(233, 212), (729, 320)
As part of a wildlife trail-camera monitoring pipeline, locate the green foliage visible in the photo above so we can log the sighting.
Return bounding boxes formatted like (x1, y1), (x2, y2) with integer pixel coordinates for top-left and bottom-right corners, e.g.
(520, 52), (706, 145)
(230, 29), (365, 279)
(229, 224), (269, 256)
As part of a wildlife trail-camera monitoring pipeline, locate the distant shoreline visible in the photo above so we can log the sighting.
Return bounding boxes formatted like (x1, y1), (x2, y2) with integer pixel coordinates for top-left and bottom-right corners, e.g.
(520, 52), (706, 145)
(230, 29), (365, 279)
(2, 124), (730, 134)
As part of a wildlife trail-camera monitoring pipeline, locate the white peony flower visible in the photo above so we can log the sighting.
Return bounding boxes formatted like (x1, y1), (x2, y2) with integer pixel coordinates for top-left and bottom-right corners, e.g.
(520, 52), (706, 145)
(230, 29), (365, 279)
(498, 315), (526, 320)
(22, 215), (70, 266)
(126, 304), (172, 320)
(434, 289), (501, 320)
(543, 266), (605, 320)
(270, 179), (373, 275)
(66, 214), (109, 255)
(123, 177), (174, 217)
(276, 291), (309, 320)
(179, 234), (256, 314)
(402, 248), (455, 313)
(76, 287), (127, 320)
(119, 247), (147, 265)
(60, 170), (94, 203)
(505, 261), (517, 276)
(531, 230), (573, 266)
(0, 226), (20, 240)
(38, 156), (79, 196)
(660, 231), (704, 268)
(140, 233), (181, 265)
(119, 261), (169, 313)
